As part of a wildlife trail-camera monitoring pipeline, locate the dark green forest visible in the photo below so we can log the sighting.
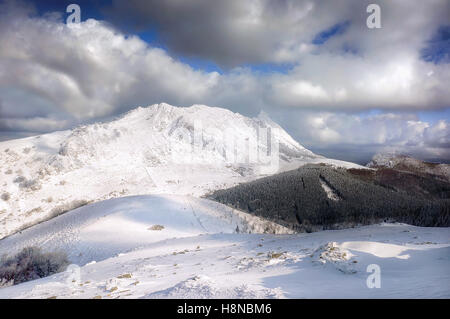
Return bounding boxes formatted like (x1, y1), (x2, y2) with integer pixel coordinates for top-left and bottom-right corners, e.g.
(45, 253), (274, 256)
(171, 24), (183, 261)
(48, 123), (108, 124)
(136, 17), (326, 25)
(207, 164), (450, 232)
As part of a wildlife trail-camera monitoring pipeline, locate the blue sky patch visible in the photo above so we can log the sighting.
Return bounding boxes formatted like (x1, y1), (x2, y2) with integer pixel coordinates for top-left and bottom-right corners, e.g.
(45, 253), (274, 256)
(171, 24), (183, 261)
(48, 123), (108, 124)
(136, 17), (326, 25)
(421, 25), (450, 64)
(241, 62), (294, 74)
(312, 21), (350, 45)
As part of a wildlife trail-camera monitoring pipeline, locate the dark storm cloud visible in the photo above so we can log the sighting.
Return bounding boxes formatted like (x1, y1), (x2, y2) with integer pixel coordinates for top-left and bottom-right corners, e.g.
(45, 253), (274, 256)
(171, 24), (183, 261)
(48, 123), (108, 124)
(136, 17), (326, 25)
(103, 0), (450, 68)
(102, 0), (339, 67)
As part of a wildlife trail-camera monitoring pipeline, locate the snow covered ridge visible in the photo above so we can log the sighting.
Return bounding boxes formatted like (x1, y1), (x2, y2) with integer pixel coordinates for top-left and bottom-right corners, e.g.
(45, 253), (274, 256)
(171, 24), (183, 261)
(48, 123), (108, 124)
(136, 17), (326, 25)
(0, 103), (362, 239)
(57, 103), (317, 169)
(367, 153), (450, 181)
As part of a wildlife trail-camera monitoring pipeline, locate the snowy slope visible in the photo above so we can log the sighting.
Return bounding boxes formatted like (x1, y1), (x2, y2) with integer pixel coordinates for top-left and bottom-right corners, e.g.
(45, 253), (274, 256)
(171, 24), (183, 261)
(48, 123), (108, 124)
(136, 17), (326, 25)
(0, 103), (362, 239)
(0, 219), (448, 298)
(0, 195), (292, 266)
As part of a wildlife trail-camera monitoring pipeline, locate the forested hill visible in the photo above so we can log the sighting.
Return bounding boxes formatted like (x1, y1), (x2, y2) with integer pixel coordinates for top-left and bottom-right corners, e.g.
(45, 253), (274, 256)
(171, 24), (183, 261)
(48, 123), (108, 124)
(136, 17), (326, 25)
(207, 164), (450, 232)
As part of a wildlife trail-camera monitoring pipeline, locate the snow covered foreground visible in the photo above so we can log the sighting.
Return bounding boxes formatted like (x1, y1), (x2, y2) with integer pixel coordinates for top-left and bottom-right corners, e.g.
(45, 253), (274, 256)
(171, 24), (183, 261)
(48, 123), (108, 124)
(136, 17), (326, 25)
(0, 196), (449, 299)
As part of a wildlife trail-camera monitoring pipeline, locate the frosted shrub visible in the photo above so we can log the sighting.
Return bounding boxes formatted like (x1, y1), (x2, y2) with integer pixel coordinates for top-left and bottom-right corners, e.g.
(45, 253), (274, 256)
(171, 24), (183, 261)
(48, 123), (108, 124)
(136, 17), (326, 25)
(0, 247), (69, 286)
(13, 176), (25, 183)
(19, 178), (41, 190)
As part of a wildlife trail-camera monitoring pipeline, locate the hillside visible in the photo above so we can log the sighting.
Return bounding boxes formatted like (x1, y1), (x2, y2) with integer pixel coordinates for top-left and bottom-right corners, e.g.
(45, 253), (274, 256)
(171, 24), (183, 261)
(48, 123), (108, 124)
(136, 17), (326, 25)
(367, 153), (450, 182)
(208, 164), (450, 232)
(347, 167), (450, 200)
(0, 195), (292, 267)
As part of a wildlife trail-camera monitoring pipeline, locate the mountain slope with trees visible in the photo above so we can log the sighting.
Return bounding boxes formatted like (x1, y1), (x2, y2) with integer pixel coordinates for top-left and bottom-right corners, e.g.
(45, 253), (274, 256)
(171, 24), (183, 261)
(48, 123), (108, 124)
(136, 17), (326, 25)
(208, 164), (450, 232)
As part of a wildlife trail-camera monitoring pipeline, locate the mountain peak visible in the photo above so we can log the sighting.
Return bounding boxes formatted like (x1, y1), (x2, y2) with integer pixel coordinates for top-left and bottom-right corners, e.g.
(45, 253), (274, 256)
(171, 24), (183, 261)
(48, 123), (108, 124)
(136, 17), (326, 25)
(48, 103), (321, 174)
(256, 110), (278, 126)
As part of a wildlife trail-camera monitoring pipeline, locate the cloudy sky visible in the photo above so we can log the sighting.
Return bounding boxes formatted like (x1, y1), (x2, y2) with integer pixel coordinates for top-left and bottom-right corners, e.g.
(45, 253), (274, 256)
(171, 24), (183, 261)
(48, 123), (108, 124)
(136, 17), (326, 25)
(0, 0), (449, 163)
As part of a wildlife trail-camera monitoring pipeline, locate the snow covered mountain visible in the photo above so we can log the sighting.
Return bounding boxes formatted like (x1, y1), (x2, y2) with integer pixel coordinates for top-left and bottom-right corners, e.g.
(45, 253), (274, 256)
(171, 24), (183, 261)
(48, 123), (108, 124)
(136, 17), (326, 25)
(0, 103), (361, 239)
(367, 153), (450, 181)
(0, 104), (448, 299)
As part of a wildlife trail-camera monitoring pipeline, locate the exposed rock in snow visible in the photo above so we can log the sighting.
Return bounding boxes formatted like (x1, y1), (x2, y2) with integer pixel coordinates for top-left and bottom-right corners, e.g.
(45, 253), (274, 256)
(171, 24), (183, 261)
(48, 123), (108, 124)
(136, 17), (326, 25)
(310, 242), (356, 274)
